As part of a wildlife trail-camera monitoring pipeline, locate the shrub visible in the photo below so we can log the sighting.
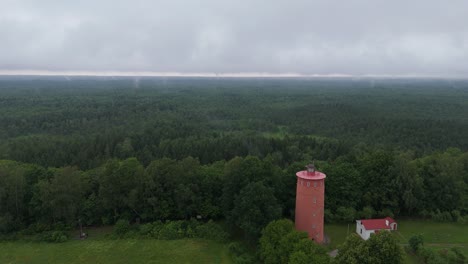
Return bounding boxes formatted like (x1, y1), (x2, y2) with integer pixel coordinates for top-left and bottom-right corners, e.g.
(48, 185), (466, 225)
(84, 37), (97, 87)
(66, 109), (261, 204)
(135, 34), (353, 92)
(228, 242), (255, 264)
(138, 223), (154, 237)
(0, 233), (18, 241)
(36, 230), (69, 243)
(52, 231), (68, 243)
(408, 234), (424, 252)
(228, 242), (248, 256)
(441, 211), (453, 222)
(195, 220), (228, 242)
(233, 254), (255, 264)
(28, 223), (52, 234)
(418, 247), (446, 264)
(413, 244), (467, 264)
(123, 230), (138, 239)
(139, 220), (228, 241)
(448, 247), (466, 264)
(457, 215), (467, 224)
(186, 226), (195, 238)
(451, 210), (461, 222)
(158, 221), (185, 240)
(113, 219), (131, 237)
(150, 221), (164, 238)
(432, 210), (453, 222)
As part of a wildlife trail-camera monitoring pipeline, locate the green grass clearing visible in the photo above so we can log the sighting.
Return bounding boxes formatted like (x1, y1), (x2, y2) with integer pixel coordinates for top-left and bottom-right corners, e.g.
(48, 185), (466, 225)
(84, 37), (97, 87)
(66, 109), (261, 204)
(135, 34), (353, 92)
(324, 223), (350, 249)
(395, 220), (468, 244)
(0, 239), (232, 264)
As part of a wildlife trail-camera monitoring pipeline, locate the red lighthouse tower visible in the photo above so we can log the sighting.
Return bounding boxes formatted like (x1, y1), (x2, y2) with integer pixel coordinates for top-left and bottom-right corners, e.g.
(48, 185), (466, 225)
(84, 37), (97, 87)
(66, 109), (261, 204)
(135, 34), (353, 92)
(295, 163), (326, 243)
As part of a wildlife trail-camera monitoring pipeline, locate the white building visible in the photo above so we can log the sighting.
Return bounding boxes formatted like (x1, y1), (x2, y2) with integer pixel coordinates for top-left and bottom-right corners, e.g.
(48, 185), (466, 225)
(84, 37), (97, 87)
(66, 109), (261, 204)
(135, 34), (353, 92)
(355, 217), (397, 240)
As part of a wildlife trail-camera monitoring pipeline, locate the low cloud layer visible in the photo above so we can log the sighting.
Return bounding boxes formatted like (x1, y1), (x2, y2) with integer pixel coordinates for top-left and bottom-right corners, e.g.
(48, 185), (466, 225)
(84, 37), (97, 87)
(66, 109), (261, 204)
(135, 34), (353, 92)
(1, 0), (468, 76)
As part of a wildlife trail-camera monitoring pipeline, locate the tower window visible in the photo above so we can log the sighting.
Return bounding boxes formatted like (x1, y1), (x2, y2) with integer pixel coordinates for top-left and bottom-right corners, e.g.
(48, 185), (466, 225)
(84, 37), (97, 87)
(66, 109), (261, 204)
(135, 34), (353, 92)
(314, 182), (317, 187)
(307, 182), (310, 187)
(313, 197), (317, 203)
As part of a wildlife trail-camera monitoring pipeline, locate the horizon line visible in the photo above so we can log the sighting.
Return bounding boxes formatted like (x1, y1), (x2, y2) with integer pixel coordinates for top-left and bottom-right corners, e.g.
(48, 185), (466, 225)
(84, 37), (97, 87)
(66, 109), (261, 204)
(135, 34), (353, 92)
(0, 70), (466, 79)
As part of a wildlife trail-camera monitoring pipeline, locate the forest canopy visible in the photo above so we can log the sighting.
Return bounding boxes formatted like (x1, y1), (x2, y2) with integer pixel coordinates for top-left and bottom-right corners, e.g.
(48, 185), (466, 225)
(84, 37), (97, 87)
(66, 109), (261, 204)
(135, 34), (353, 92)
(0, 76), (467, 239)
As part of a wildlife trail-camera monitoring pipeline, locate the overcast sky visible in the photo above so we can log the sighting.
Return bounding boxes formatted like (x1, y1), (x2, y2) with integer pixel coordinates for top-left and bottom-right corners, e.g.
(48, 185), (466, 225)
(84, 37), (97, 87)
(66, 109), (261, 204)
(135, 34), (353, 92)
(1, 0), (467, 76)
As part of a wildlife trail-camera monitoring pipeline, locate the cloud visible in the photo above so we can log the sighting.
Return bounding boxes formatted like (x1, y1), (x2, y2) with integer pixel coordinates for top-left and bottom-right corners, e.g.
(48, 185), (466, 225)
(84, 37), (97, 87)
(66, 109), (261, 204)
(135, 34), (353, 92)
(1, 0), (467, 76)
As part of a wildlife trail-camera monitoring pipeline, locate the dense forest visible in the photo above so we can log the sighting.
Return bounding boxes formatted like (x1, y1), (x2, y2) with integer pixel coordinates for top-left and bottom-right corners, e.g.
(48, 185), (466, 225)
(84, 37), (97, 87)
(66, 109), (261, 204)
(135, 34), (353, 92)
(1, 76), (467, 169)
(0, 76), (467, 242)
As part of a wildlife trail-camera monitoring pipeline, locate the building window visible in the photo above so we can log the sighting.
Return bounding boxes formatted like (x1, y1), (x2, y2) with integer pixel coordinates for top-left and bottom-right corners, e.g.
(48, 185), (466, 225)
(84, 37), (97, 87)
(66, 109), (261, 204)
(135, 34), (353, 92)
(313, 197), (316, 203)
(300, 180), (303, 186)
(312, 224), (316, 229)
(314, 182), (317, 187)
(307, 182), (310, 187)
(360, 229), (363, 234)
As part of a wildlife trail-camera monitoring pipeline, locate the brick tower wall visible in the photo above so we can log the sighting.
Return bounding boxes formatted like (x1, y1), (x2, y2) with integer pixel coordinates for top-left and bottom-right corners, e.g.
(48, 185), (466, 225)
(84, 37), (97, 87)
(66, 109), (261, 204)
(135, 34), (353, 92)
(295, 172), (325, 243)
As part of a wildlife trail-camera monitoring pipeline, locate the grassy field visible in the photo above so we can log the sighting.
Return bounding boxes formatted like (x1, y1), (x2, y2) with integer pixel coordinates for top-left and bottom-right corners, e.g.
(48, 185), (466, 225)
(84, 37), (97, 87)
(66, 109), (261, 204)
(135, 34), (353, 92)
(0, 239), (232, 264)
(325, 220), (468, 263)
(395, 220), (468, 244)
(2, 220), (466, 263)
(324, 223), (349, 249)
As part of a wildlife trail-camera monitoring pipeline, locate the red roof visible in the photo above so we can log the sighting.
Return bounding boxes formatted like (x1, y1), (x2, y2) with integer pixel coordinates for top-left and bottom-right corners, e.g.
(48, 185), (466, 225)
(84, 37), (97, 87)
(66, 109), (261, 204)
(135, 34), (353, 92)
(359, 217), (396, 230)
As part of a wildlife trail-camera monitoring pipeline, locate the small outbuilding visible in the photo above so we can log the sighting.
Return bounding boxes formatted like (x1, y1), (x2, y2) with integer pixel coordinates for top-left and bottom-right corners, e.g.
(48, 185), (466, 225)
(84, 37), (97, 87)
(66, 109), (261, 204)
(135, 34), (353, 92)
(355, 217), (397, 240)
